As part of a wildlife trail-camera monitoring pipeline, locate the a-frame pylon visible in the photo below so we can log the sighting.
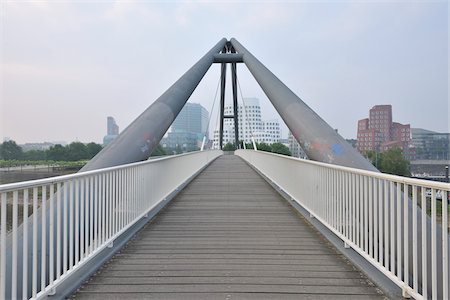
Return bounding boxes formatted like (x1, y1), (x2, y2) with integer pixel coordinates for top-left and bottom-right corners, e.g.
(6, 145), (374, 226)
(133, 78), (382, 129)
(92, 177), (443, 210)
(82, 38), (377, 173)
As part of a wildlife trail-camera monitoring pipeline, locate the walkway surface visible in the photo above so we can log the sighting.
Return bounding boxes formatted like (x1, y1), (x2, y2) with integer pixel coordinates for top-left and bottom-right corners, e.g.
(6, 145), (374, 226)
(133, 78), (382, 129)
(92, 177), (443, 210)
(72, 155), (385, 299)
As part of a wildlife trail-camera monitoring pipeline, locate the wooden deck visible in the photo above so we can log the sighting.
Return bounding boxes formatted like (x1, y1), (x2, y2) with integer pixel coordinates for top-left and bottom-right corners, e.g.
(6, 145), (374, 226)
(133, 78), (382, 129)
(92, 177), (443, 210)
(72, 155), (385, 299)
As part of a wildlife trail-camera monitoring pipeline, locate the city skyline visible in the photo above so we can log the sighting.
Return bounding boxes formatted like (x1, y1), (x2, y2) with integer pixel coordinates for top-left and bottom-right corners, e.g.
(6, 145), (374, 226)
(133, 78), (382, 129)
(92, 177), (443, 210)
(1, 2), (448, 144)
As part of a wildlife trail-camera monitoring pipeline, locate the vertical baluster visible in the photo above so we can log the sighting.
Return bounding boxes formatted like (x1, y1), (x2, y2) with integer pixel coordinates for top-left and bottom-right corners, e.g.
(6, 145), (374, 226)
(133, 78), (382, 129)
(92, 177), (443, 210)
(431, 189), (437, 299)
(384, 180), (389, 269)
(41, 186), (47, 292)
(89, 176), (94, 254)
(75, 180), (79, 265)
(0, 193), (6, 300)
(404, 184), (409, 288)
(105, 173), (109, 242)
(421, 186), (427, 299)
(352, 173), (356, 243)
(69, 181), (74, 270)
(364, 176), (368, 253)
(374, 178), (378, 262)
(63, 183), (68, 274)
(49, 184), (54, 290)
(22, 189), (29, 300)
(94, 176), (98, 250)
(345, 172), (349, 239)
(99, 173), (106, 245)
(32, 187), (38, 298)
(390, 182), (395, 273)
(56, 183), (61, 280)
(378, 179), (383, 265)
(356, 174), (360, 247)
(12, 191), (18, 299)
(442, 190), (448, 300)
(412, 185), (418, 293)
(80, 178), (85, 261)
(397, 183), (402, 280)
(369, 177), (373, 257)
(85, 178), (90, 257)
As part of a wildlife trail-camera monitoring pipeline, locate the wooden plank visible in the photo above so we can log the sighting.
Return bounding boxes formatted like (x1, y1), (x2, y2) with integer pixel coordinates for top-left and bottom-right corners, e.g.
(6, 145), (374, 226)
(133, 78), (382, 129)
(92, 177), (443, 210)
(71, 155), (384, 299)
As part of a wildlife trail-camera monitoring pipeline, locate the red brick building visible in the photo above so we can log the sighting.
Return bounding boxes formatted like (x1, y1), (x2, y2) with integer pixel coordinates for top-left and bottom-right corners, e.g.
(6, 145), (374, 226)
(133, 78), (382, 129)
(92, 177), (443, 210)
(357, 105), (415, 160)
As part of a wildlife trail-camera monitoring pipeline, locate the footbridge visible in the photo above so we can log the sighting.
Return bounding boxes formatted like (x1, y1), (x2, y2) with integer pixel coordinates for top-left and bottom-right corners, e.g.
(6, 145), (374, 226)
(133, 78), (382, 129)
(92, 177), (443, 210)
(1, 38), (449, 299)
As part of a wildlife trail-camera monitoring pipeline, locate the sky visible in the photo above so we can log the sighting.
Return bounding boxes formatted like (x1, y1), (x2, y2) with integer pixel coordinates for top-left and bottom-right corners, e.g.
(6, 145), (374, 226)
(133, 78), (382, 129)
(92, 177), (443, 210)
(0, 0), (448, 145)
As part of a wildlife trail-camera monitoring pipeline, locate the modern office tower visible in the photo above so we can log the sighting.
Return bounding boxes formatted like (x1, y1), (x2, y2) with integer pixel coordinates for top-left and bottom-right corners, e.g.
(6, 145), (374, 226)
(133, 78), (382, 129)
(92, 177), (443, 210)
(103, 116), (119, 146)
(161, 103), (209, 152)
(356, 105), (414, 160)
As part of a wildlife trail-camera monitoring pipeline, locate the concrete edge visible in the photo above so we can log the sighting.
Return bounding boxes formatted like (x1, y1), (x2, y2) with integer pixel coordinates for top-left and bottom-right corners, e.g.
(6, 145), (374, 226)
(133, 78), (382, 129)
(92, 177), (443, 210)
(53, 154), (223, 300)
(240, 156), (403, 300)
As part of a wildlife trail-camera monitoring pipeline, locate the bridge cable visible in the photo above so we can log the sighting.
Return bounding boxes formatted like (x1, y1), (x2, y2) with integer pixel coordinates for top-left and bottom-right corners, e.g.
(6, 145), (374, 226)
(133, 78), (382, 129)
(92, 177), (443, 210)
(236, 77), (258, 150)
(201, 72), (222, 151)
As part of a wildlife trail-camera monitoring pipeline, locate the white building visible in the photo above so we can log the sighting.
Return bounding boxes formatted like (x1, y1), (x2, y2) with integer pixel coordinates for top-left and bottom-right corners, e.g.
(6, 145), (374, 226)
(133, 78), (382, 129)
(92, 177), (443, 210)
(288, 131), (308, 159)
(213, 98), (282, 148)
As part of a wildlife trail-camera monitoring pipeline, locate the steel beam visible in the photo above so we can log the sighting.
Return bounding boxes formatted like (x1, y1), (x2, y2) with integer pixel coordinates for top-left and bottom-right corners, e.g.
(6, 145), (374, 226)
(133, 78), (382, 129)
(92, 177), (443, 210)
(81, 38), (227, 171)
(230, 38), (377, 172)
(213, 53), (244, 63)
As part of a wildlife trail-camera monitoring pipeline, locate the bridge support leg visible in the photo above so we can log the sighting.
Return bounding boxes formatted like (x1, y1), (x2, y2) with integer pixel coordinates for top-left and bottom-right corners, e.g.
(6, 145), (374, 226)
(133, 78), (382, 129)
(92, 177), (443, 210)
(219, 62), (227, 150)
(231, 62), (239, 149)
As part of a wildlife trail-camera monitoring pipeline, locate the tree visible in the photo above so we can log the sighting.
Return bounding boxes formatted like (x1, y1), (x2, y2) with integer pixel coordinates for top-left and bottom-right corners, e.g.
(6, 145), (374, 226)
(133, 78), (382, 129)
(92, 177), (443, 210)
(86, 142), (103, 159)
(256, 142), (271, 152)
(23, 149), (46, 161)
(0, 140), (23, 160)
(223, 142), (236, 151)
(151, 144), (167, 157)
(379, 148), (410, 176)
(66, 142), (89, 161)
(46, 144), (67, 161)
(364, 150), (381, 169)
(270, 143), (291, 156)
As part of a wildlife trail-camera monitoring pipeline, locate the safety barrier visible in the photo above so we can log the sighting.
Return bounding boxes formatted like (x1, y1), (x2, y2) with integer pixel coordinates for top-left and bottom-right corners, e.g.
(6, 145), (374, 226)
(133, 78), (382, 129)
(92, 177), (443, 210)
(237, 149), (449, 300)
(0, 150), (222, 299)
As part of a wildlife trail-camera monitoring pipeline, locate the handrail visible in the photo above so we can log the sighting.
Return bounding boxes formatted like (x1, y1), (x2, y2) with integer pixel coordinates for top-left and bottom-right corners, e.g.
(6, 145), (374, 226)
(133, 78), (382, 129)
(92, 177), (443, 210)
(236, 149), (449, 300)
(0, 151), (212, 193)
(0, 150), (222, 299)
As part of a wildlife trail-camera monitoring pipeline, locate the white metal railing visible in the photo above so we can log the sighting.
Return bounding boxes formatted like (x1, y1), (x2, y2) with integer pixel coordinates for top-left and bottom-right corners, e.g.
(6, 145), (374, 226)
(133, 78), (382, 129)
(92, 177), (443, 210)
(0, 150), (222, 300)
(236, 149), (449, 300)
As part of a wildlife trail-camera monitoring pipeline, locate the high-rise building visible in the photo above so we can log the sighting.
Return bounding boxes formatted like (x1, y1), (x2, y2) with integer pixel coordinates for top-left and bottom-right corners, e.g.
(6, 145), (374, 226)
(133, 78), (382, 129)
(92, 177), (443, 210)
(171, 103), (209, 138)
(161, 103), (209, 152)
(411, 128), (450, 160)
(213, 98), (281, 148)
(356, 105), (414, 160)
(103, 116), (119, 146)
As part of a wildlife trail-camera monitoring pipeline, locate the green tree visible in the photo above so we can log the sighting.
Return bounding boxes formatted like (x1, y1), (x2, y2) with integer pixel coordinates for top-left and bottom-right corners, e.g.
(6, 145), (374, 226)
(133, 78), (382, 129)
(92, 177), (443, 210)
(364, 150), (381, 169)
(67, 142), (89, 161)
(23, 149), (46, 161)
(86, 142), (103, 159)
(223, 142), (236, 151)
(151, 144), (167, 157)
(46, 144), (67, 161)
(256, 142), (271, 152)
(270, 142), (291, 156)
(0, 140), (23, 160)
(379, 148), (410, 176)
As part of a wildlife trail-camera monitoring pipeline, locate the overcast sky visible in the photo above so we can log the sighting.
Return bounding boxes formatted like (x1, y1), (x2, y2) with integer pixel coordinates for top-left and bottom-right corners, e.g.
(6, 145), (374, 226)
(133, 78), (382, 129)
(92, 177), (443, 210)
(0, 0), (448, 144)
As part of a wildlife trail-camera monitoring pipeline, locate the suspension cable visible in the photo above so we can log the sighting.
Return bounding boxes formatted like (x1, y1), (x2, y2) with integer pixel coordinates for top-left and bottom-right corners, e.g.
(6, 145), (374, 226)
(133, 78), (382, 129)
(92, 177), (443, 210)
(201, 73), (221, 151)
